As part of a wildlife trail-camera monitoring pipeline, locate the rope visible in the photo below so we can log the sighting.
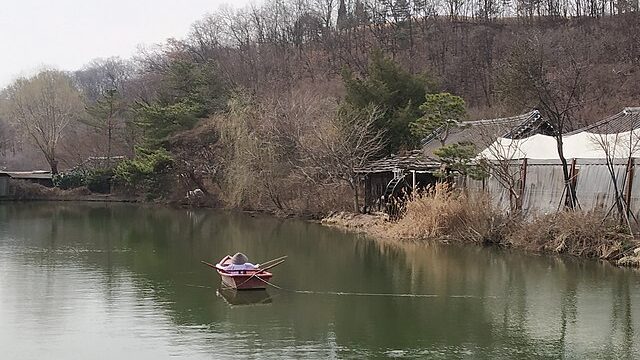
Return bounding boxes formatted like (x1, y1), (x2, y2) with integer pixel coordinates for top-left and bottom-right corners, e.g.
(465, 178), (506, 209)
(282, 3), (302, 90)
(188, 278), (498, 300)
(184, 283), (215, 289)
(254, 276), (497, 299)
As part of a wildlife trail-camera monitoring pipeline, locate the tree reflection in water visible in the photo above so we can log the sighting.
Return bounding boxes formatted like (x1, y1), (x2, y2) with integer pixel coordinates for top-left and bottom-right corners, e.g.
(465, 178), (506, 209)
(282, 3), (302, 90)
(0, 202), (638, 358)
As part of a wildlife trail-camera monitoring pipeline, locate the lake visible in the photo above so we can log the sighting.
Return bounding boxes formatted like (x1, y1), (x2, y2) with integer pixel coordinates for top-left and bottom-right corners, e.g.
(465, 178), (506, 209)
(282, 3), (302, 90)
(0, 202), (638, 359)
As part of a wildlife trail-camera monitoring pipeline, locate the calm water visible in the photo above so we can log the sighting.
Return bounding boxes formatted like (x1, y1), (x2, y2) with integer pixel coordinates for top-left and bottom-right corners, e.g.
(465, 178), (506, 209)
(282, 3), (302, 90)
(0, 202), (639, 359)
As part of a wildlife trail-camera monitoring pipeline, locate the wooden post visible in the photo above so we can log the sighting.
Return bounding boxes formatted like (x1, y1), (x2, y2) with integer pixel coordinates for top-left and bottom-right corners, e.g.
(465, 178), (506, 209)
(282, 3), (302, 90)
(482, 174), (486, 192)
(625, 157), (634, 219)
(364, 175), (371, 213)
(520, 158), (528, 199)
(569, 158), (578, 208)
(412, 170), (416, 192)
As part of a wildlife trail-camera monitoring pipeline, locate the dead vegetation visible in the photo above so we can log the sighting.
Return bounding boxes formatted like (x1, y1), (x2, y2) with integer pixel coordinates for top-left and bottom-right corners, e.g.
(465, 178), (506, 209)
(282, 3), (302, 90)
(8, 179), (84, 199)
(324, 183), (640, 267)
(389, 184), (506, 244)
(6, 179), (129, 202)
(505, 211), (636, 261)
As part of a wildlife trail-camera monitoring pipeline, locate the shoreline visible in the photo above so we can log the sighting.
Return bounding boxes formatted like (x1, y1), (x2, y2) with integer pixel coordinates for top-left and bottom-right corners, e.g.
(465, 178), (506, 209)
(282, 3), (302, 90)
(4, 194), (640, 269)
(0, 196), (139, 203)
(320, 211), (640, 269)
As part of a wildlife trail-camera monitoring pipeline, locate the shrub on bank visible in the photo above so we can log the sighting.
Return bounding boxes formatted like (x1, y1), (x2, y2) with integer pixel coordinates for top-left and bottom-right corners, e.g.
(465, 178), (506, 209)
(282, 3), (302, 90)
(113, 147), (173, 198)
(8, 179), (91, 199)
(53, 171), (86, 190)
(380, 184), (637, 263)
(53, 168), (114, 194)
(85, 169), (114, 193)
(8, 179), (54, 199)
(506, 211), (634, 260)
(390, 183), (506, 244)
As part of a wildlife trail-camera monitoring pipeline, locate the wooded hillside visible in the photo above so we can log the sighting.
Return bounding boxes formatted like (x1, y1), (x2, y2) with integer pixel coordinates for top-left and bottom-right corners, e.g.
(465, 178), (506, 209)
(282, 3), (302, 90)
(1, 1), (639, 213)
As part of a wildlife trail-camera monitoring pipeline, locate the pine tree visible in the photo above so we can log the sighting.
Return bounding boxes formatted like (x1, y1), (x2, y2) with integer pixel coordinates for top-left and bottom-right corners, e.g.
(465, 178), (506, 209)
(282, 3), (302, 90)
(341, 50), (432, 153)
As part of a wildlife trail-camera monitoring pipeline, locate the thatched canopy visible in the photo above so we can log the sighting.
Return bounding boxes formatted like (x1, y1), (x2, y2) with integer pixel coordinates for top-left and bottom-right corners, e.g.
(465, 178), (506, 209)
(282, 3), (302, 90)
(355, 150), (440, 174)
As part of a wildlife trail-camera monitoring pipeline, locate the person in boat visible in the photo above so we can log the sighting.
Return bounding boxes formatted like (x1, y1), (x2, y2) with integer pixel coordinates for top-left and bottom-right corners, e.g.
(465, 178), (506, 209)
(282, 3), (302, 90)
(224, 252), (259, 273)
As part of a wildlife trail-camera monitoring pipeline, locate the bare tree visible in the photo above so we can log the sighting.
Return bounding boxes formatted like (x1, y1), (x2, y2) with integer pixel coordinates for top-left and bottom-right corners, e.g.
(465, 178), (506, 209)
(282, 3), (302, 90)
(74, 57), (131, 104)
(313, 0), (336, 30)
(84, 88), (126, 162)
(589, 118), (640, 232)
(459, 118), (531, 215)
(478, 136), (529, 214)
(499, 35), (587, 210)
(299, 105), (387, 212)
(1, 70), (85, 174)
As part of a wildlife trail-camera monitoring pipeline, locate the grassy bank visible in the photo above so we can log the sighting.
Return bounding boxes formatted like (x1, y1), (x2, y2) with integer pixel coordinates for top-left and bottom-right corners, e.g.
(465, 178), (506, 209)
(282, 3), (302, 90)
(323, 184), (640, 268)
(3, 179), (138, 203)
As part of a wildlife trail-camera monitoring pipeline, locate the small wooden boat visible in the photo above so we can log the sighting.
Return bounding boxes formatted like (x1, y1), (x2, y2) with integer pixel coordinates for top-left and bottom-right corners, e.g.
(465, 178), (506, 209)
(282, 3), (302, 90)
(201, 255), (286, 291)
(215, 255), (273, 290)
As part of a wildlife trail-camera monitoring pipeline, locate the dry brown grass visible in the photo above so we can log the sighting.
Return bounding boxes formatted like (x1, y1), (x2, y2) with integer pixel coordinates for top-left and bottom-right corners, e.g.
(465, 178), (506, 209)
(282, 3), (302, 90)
(8, 179), (92, 200)
(506, 211), (635, 260)
(323, 183), (639, 265)
(388, 183), (506, 244)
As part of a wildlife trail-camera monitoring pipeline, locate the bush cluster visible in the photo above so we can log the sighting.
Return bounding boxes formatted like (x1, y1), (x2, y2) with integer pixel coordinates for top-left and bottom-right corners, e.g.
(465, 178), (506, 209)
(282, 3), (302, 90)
(113, 147), (173, 198)
(385, 184), (636, 262)
(53, 168), (114, 194)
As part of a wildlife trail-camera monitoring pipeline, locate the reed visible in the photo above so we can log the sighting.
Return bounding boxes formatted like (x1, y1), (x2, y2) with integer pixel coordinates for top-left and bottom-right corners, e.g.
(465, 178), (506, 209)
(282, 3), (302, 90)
(505, 211), (634, 260)
(390, 183), (505, 244)
(334, 183), (637, 264)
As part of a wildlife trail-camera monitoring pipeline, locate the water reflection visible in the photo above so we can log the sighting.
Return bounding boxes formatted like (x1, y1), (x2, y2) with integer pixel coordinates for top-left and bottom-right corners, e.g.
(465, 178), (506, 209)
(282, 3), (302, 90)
(216, 289), (273, 307)
(0, 202), (639, 358)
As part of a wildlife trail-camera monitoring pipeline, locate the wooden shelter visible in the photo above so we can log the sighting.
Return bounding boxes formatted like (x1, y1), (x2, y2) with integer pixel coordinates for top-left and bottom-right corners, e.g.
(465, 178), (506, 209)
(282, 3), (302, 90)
(356, 110), (554, 214)
(356, 150), (440, 212)
(473, 107), (640, 217)
(0, 171), (53, 188)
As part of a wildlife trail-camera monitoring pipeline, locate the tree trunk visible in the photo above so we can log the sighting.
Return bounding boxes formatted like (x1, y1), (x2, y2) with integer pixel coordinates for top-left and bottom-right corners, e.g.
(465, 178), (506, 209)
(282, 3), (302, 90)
(556, 136), (576, 209)
(353, 183), (360, 213)
(50, 158), (59, 175)
(107, 121), (112, 162)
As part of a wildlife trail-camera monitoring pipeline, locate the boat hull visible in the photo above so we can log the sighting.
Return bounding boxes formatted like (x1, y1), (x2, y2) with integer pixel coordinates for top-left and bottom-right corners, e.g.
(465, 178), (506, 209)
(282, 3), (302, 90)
(218, 272), (273, 290)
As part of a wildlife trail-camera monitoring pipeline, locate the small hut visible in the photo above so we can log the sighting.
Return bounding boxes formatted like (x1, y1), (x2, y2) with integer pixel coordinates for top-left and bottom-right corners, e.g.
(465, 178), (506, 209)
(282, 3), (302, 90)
(356, 150), (440, 212)
(0, 171), (54, 188)
(356, 110), (554, 215)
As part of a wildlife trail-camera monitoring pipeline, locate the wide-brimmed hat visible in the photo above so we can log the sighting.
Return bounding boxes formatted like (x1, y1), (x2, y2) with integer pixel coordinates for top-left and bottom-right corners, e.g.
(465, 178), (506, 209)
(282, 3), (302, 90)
(231, 252), (249, 265)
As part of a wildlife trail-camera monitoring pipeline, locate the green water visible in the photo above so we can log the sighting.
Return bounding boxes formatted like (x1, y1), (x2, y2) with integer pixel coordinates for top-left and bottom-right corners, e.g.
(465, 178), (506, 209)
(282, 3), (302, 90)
(0, 202), (638, 359)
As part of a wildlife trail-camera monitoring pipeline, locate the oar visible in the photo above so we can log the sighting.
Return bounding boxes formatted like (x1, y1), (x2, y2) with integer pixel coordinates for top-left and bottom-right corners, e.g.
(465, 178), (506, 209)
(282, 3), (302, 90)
(201, 260), (230, 273)
(253, 258), (286, 275)
(258, 255), (288, 269)
(234, 258), (287, 288)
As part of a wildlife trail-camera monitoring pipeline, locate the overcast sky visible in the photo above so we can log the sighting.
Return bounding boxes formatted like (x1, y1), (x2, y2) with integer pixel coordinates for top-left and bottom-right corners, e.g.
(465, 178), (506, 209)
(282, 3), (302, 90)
(0, 0), (253, 88)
